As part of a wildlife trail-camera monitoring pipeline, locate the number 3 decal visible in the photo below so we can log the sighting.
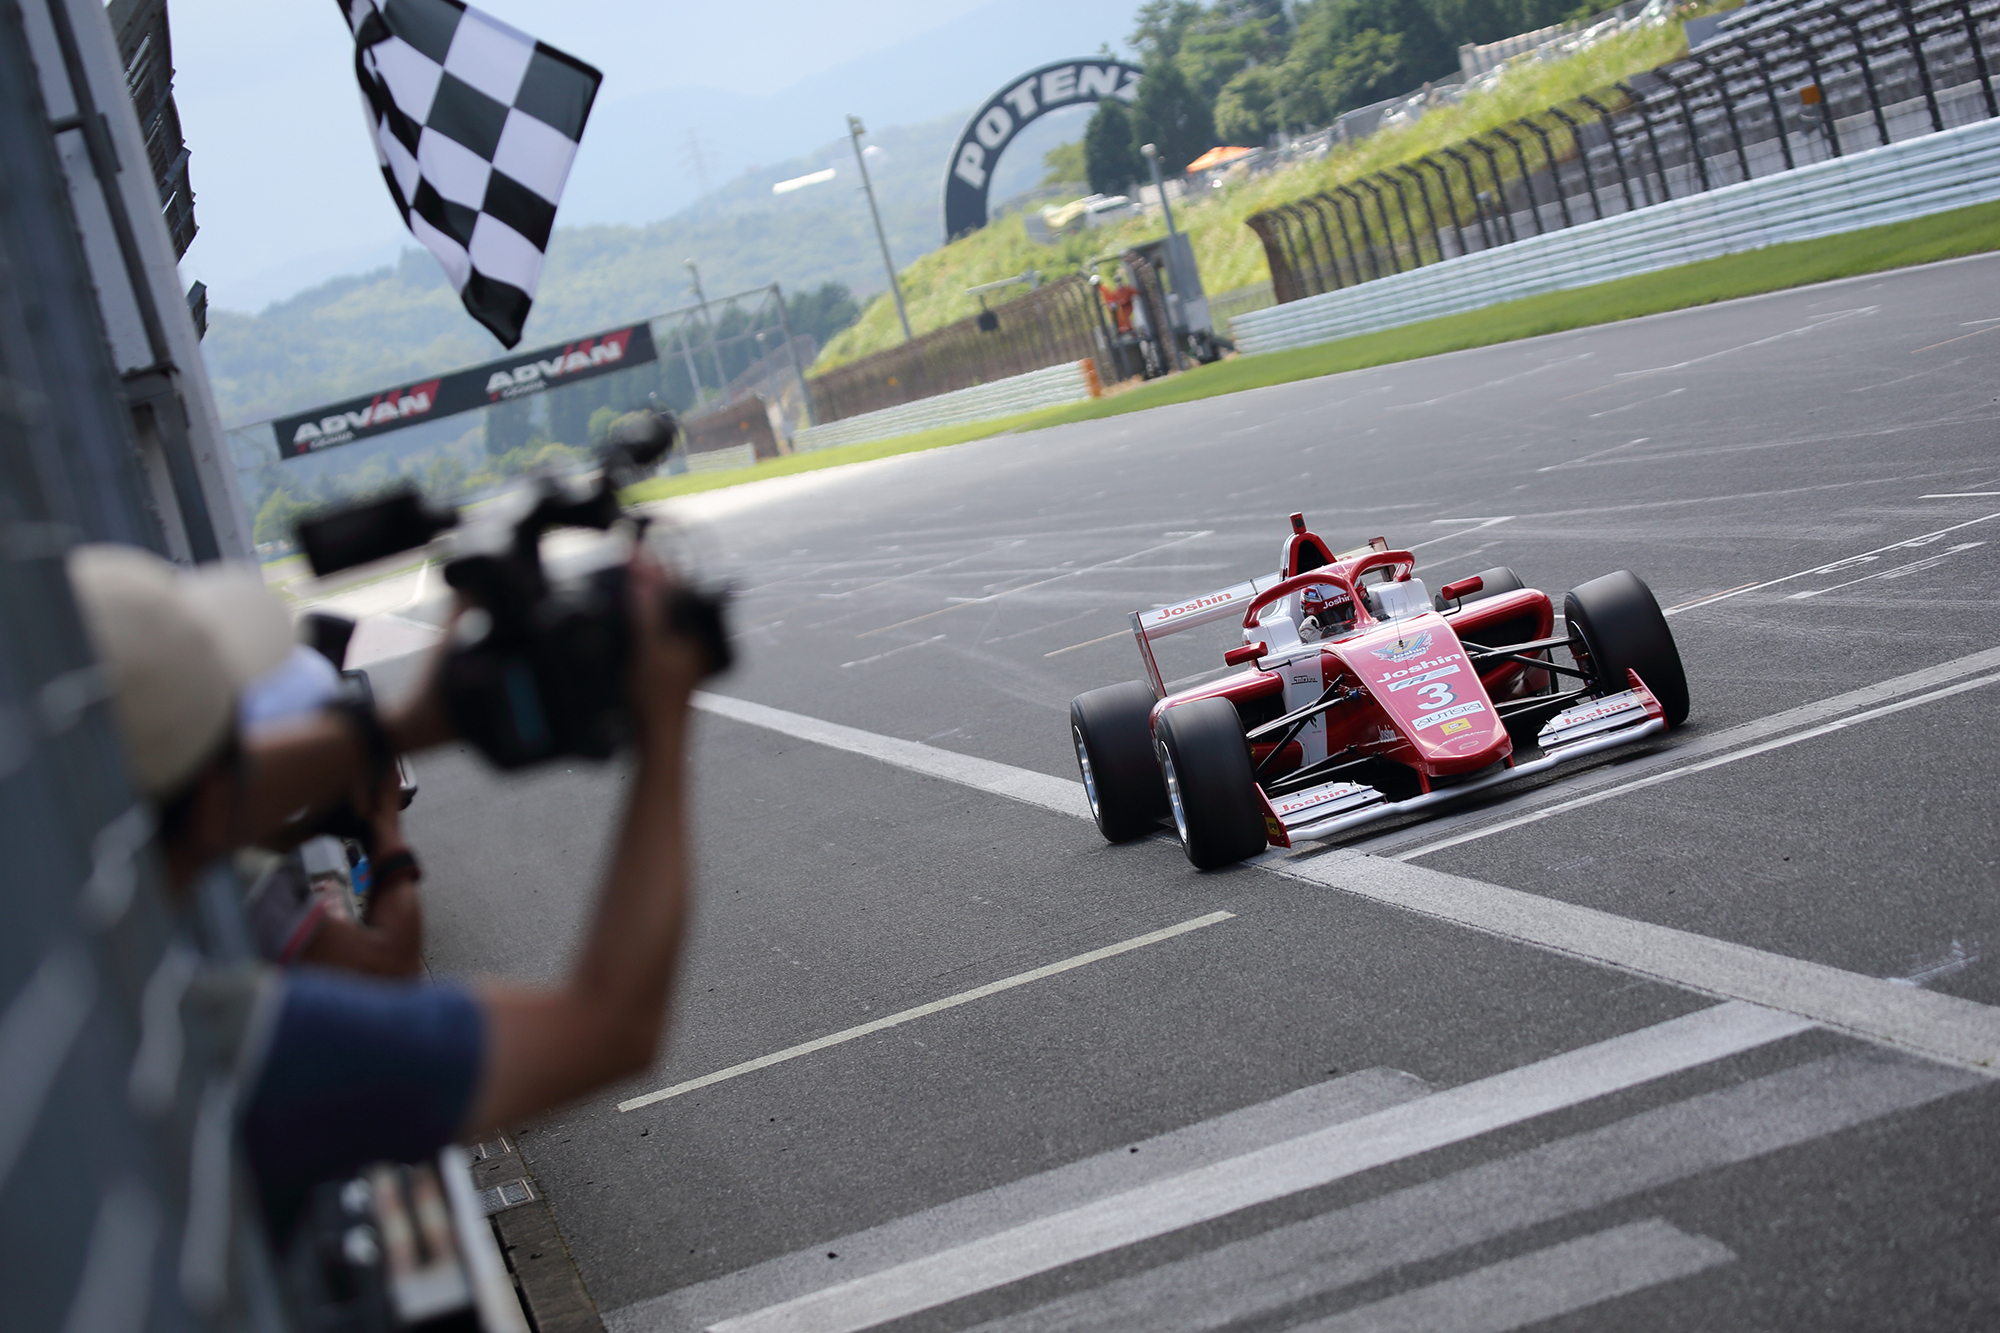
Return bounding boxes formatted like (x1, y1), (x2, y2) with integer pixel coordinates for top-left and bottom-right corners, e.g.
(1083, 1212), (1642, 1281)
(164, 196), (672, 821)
(1416, 682), (1456, 709)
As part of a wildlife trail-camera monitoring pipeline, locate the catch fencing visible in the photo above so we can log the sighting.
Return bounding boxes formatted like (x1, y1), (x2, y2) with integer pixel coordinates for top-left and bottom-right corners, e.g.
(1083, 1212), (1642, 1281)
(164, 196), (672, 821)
(806, 275), (1111, 424)
(1232, 114), (2000, 354)
(1247, 0), (2000, 306)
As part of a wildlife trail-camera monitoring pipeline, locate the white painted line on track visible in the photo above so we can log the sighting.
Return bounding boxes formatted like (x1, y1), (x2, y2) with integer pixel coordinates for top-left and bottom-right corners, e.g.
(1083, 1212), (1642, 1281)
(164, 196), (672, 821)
(1044, 629), (1129, 657)
(617, 911), (1233, 1113)
(705, 1003), (1810, 1333)
(694, 644), (2000, 1079)
(855, 532), (1213, 639)
(1922, 492), (2000, 498)
(1293, 1220), (1732, 1333)
(1663, 512), (2000, 614)
(1274, 852), (2000, 1075)
(1389, 672), (2000, 862)
(1787, 541), (1985, 599)
(839, 635), (944, 670)
(691, 692), (1090, 822)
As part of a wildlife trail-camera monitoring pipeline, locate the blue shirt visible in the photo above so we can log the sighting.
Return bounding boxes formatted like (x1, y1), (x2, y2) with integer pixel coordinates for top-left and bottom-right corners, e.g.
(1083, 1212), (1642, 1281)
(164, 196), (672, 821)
(241, 969), (485, 1238)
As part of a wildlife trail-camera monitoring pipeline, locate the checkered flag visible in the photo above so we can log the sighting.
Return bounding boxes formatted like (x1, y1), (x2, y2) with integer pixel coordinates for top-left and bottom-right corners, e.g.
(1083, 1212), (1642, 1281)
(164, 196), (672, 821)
(340, 0), (600, 347)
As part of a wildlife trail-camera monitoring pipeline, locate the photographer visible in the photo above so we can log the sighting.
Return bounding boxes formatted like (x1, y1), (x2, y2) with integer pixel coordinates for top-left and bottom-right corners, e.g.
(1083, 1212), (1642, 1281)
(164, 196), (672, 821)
(68, 541), (704, 1239)
(239, 647), (426, 979)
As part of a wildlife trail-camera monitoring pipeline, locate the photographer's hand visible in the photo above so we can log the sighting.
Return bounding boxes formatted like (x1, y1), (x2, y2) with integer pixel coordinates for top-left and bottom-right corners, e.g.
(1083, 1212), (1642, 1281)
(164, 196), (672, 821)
(296, 771), (425, 979)
(462, 547), (703, 1133)
(381, 603), (463, 755)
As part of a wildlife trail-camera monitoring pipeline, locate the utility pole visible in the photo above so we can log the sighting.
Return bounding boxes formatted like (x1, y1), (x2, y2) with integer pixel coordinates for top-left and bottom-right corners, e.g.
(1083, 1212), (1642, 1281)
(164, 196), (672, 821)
(1141, 142), (1182, 245)
(674, 321), (707, 406)
(770, 281), (817, 425)
(847, 115), (914, 343)
(686, 259), (729, 396)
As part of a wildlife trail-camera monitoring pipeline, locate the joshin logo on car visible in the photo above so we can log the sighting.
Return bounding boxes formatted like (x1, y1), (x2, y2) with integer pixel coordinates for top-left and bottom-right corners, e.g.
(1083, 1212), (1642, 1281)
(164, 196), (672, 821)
(1371, 630), (1433, 664)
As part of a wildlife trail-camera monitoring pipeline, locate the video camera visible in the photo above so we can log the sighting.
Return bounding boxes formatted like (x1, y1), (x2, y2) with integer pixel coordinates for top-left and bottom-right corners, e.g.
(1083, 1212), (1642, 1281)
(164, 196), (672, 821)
(294, 411), (730, 770)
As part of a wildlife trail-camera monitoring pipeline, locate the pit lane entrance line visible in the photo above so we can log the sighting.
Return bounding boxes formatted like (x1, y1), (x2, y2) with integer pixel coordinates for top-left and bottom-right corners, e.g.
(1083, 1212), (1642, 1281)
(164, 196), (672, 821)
(617, 911), (1233, 1112)
(692, 646), (2000, 1075)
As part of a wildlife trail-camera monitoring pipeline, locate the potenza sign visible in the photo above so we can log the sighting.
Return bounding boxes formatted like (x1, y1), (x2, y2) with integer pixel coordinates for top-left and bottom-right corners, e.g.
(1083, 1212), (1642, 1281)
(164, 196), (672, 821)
(942, 58), (1142, 241)
(274, 322), (660, 457)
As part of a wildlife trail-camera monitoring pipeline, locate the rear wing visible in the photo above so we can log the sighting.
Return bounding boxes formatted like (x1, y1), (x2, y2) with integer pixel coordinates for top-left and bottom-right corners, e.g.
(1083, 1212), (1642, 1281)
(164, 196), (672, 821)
(1129, 576), (1273, 698)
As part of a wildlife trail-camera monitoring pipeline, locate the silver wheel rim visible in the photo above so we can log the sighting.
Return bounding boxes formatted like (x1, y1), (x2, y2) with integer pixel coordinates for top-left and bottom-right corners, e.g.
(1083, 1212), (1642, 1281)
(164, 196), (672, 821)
(1159, 742), (1190, 846)
(1072, 726), (1102, 823)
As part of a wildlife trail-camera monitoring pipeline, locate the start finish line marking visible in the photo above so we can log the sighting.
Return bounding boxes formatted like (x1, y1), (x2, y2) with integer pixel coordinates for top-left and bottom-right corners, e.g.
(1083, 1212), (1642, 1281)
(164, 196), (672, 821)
(617, 911), (1234, 1112)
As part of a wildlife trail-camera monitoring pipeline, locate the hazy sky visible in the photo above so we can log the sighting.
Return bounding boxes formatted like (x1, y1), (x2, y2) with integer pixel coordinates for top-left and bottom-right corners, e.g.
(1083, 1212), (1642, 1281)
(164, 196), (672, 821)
(168, 0), (1114, 309)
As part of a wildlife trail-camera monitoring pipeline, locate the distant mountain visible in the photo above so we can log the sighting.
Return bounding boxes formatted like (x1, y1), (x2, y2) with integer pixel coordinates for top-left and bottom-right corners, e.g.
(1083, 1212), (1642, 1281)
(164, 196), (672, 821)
(552, 0), (1133, 229)
(204, 100), (1094, 427)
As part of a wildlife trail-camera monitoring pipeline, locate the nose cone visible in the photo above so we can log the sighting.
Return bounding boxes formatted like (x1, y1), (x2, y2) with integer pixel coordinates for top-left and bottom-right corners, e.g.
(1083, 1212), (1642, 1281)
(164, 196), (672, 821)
(1329, 613), (1510, 774)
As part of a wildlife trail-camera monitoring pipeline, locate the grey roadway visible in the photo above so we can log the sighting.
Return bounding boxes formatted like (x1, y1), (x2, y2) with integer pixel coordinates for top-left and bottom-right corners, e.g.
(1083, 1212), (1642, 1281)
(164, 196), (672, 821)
(375, 253), (2000, 1330)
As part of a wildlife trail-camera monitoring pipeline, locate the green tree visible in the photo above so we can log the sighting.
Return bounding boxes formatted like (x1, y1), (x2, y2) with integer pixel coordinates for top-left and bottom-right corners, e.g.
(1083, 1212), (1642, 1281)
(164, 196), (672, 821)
(784, 282), (862, 350)
(485, 397), (534, 456)
(253, 488), (313, 548)
(1129, 0), (1204, 60)
(1041, 139), (1088, 186)
(1175, 5), (1290, 102)
(587, 404), (622, 444)
(1214, 63), (1289, 143)
(423, 454), (467, 498)
(1084, 101), (1143, 195)
(1129, 59), (1216, 176)
(1280, 0), (1456, 122)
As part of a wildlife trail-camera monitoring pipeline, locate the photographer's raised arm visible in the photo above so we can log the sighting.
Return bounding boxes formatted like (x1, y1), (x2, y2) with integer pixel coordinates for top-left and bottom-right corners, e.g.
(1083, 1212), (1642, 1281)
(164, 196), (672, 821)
(462, 556), (705, 1135)
(235, 632), (458, 843)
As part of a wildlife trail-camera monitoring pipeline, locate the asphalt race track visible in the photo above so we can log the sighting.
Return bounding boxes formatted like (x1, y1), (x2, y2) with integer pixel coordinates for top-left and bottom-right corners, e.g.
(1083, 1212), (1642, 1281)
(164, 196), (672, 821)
(356, 253), (2000, 1331)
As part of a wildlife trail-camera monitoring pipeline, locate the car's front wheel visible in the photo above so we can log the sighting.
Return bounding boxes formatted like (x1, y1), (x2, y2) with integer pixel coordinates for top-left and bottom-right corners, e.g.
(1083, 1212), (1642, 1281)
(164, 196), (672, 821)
(1070, 682), (1168, 842)
(1564, 570), (1689, 726)
(1154, 697), (1268, 870)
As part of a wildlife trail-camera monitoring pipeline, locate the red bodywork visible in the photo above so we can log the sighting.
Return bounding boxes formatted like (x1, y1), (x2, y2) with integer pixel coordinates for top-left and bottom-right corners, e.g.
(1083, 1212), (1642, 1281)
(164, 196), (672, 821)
(1134, 523), (1555, 811)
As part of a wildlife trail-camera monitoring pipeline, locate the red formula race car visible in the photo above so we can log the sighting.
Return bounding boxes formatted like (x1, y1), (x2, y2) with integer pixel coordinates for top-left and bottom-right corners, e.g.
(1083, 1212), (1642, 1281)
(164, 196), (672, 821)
(1068, 514), (1690, 868)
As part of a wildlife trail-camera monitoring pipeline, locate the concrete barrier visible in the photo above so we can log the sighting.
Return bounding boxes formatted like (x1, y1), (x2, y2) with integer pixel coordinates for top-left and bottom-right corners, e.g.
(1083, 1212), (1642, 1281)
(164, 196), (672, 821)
(794, 360), (1098, 452)
(1232, 117), (2000, 356)
(683, 443), (758, 473)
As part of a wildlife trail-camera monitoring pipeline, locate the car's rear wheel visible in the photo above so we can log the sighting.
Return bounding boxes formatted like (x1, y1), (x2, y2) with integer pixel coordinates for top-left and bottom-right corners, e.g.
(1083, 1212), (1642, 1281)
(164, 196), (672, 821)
(1564, 570), (1689, 726)
(1154, 697), (1268, 870)
(1070, 682), (1168, 842)
(1434, 565), (1525, 612)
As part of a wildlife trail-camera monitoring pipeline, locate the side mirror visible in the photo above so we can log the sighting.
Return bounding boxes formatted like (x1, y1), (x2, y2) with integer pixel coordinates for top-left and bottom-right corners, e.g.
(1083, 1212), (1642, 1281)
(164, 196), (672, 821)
(1440, 575), (1484, 603)
(1224, 642), (1266, 667)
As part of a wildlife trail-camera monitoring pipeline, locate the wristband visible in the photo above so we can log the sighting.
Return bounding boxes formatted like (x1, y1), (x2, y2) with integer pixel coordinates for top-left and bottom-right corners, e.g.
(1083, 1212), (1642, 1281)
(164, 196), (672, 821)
(372, 848), (421, 885)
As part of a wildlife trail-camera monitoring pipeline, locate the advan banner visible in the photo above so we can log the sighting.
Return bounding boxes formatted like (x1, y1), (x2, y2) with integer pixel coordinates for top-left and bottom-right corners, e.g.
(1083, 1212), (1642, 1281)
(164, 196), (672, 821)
(274, 321), (658, 457)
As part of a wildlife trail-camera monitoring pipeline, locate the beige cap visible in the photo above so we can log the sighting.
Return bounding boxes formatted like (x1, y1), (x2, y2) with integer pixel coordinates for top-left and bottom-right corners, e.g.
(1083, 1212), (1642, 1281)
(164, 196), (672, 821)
(67, 544), (294, 798)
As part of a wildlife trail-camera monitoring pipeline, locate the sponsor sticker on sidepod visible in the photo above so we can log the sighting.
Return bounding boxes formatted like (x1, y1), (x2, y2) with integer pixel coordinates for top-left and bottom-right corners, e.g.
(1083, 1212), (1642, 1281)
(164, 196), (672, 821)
(1412, 700), (1486, 731)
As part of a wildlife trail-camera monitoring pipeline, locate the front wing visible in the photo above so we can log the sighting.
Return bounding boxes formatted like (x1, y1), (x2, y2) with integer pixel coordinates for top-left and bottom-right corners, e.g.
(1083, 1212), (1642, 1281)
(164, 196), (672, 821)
(1258, 674), (1667, 848)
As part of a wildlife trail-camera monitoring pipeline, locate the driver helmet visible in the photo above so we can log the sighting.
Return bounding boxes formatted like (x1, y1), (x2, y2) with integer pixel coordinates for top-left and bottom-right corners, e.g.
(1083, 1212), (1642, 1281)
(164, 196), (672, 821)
(1297, 583), (1353, 641)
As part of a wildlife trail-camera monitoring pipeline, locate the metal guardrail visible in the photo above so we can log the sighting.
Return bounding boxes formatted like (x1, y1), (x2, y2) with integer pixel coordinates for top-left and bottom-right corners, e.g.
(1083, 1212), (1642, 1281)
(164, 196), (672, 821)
(807, 275), (1109, 425)
(794, 360), (1097, 451)
(1246, 0), (2000, 306)
(1231, 115), (2000, 355)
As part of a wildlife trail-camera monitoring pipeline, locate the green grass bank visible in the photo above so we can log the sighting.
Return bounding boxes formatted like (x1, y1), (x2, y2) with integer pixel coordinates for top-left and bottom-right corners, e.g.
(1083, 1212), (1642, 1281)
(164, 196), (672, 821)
(627, 199), (2000, 506)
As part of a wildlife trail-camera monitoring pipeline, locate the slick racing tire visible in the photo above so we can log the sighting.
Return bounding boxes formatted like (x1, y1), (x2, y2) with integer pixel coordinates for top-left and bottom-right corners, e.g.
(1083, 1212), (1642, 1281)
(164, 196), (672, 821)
(1434, 565), (1524, 612)
(1564, 570), (1690, 727)
(1071, 682), (1169, 842)
(1153, 697), (1268, 870)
